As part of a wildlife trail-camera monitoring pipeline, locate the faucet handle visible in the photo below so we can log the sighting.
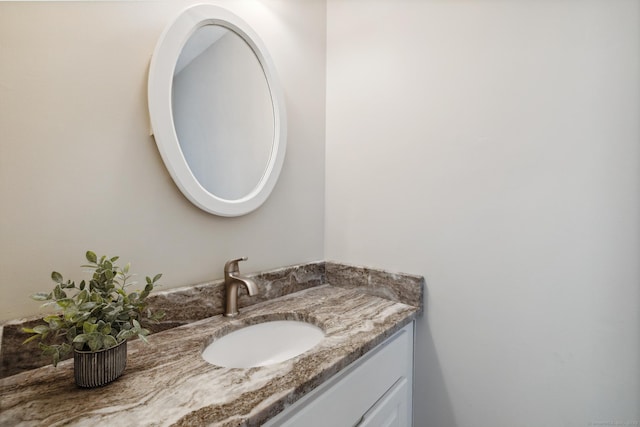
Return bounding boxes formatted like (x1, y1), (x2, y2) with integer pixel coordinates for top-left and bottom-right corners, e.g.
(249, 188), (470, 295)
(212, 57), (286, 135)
(224, 257), (248, 274)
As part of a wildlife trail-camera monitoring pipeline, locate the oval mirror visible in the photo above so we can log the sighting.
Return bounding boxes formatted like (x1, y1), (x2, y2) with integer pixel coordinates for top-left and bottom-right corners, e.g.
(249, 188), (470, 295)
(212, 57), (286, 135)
(148, 5), (287, 216)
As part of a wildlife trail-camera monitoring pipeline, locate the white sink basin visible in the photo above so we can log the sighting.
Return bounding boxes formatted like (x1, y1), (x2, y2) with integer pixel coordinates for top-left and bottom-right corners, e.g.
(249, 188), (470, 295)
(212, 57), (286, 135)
(202, 320), (324, 368)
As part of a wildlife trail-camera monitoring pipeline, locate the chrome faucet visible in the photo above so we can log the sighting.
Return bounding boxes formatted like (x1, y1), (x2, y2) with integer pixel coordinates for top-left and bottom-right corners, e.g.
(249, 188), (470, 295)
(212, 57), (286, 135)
(224, 257), (258, 317)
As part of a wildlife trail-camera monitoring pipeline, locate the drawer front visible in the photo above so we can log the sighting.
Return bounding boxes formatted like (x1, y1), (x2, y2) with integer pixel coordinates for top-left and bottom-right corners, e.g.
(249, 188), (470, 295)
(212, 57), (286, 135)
(357, 377), (409, 427)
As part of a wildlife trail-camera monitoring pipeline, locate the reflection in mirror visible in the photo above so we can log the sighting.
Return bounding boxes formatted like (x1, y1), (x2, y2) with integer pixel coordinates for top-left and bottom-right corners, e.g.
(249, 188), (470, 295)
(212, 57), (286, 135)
(172, 25), (274, 200)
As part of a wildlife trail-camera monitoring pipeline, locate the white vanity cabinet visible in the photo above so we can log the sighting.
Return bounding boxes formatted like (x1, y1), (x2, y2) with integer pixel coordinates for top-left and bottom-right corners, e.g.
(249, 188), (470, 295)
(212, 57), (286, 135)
(265, 322), (414, 427)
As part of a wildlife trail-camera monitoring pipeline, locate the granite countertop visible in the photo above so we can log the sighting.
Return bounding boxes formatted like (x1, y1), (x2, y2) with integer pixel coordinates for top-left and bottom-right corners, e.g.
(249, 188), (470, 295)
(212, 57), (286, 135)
(0, 262), (423, 426)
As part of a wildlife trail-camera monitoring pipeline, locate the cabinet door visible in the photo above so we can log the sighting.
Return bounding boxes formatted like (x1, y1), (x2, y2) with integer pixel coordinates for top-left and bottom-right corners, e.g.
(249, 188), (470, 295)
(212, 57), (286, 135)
(357, 377), (409, 427)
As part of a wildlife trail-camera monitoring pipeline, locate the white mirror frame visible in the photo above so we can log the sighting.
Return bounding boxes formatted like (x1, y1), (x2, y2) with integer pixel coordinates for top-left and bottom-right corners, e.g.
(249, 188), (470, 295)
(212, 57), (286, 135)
(148, 4), (287, 217)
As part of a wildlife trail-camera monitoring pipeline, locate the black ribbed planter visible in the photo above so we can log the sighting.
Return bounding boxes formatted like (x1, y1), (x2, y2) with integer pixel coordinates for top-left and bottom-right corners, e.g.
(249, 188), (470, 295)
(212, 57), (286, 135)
(73, 340), (127, 388)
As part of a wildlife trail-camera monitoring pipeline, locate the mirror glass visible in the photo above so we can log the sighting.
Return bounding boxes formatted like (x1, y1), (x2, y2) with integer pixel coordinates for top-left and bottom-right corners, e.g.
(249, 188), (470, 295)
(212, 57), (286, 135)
(172, 25), (274, 200)
(148, 5), (287, 217)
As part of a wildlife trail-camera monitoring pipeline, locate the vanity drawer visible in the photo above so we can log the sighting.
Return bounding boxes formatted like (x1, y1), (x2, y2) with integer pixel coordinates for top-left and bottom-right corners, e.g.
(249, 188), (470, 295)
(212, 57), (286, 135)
(356, 377), (410, 427)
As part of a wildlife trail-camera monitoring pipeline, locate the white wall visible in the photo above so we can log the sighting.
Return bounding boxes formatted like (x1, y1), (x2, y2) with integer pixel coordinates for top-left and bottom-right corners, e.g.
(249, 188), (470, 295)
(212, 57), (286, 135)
(326, 1), (639, 426)
(0, 0), (326, 321)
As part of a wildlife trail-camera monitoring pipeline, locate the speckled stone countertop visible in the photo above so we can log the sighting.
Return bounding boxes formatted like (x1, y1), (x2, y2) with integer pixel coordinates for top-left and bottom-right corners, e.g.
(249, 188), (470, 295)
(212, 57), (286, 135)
(0, 262), (423, 426)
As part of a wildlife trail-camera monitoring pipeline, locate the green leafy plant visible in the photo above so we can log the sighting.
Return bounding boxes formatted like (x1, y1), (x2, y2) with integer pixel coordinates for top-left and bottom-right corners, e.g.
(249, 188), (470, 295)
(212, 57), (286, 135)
(23, 251), (164, 367)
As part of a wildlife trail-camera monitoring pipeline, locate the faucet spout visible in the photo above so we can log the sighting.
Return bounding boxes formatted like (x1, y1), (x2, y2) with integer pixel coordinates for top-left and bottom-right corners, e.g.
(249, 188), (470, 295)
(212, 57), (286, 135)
(223, 257), (258, 317)
(228, 272), (258, 296)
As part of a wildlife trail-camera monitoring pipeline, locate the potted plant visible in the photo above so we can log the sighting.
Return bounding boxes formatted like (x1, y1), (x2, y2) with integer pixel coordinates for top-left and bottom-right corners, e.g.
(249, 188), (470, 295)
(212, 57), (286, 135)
(23, 250), (163, 387)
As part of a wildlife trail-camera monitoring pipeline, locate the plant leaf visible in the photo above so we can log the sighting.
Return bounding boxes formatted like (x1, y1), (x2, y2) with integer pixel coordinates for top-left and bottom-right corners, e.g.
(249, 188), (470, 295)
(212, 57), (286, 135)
(22, 334), (41, 345)
(73, 334), (88, 343)
(78, 301), (97, 311)
(66, 326), (77, 342)
(87, 334), (102, 352)
(51, 271), (63, 284)
(44, 316), (63, 330)
(53, 285), (65, 300)
(101, 323), (111, 335)
(33, 325), (50, 334)
(151, 310), (165, 321)
(39, 343), (57, 355)
(59, 343), (71, 357)
(76, 289), (88, 304)
(55, 298), (74, 309)
(86, 251), (97, 263)
(31, 292), (50, 301)
(83, 322), (98, 334)
(103, 335), (117, 348)
(116, 329), (135, 341)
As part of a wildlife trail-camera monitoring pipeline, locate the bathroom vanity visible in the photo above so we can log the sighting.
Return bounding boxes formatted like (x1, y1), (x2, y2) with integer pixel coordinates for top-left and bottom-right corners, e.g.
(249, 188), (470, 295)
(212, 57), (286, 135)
(0, 262), (422, 426)
(265, 322), (414, 427)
